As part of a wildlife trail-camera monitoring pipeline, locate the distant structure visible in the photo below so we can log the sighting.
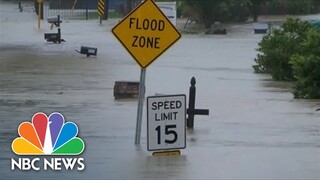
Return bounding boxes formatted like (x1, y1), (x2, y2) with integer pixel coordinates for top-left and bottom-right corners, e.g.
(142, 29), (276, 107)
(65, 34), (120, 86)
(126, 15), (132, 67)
(43, 0), (141, 20)
(253, 22), (269, 34)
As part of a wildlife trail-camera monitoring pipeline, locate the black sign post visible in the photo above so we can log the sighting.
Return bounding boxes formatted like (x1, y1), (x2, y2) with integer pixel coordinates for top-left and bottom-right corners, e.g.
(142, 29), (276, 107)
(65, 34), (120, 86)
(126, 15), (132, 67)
(187, 77), (209, 128)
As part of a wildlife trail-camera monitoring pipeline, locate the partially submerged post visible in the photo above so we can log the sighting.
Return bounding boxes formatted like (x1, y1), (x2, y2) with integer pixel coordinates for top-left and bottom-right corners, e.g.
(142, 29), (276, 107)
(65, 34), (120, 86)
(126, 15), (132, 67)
(187, 77), (209, 128)
(18, 2), (23, 12)
(44, 15), (65, 43)
(97, 0), (110, 23)
(37, 0), (43, 29)
(35, 0), (43, 19)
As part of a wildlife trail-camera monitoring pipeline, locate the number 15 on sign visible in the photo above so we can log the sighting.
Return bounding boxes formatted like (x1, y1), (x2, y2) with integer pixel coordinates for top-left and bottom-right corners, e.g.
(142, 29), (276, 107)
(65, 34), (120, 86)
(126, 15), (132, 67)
(147, 95), (186, 151)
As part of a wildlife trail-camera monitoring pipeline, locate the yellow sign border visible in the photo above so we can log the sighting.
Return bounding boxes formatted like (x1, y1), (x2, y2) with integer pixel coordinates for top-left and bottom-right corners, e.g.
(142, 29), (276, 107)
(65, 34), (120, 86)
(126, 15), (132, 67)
(112, 0), (181, 68)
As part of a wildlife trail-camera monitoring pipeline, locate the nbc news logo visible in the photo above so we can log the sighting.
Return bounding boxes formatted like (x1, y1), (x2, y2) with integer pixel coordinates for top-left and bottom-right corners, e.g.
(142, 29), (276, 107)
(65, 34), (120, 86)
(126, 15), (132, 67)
(11, 112), (85, 171)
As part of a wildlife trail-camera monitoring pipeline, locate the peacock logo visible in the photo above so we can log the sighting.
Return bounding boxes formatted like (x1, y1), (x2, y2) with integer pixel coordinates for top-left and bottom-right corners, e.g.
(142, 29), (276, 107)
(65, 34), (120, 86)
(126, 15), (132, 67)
(12, 112), (85, 155)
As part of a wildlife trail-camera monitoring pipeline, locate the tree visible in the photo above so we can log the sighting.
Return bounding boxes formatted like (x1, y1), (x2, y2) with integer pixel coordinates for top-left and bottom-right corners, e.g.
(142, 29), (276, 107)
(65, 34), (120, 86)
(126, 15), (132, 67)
(249, 0), (271, 22)
(184, 0), (224, 28)
(183, 0), (253, 27)
(253, 17), (313, 81)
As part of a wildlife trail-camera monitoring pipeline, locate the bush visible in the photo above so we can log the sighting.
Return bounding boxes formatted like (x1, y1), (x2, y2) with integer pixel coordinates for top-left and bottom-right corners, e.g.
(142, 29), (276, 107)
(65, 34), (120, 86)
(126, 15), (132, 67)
(290, 29), (320, 98)
(253, 17), (313, 81)
(253, 17), (320, 99)
(291, 55), (320, 98)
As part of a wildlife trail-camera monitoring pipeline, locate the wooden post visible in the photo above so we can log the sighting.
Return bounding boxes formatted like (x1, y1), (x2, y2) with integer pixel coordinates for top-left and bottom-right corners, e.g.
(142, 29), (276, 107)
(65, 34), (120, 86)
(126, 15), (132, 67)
(38, 1), (41, 29)
(58, 28), (61, 43)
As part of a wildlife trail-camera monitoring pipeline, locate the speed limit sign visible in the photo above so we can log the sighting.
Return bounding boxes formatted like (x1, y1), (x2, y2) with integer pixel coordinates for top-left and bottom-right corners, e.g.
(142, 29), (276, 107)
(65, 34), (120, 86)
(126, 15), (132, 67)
(147, 94), (186, 151)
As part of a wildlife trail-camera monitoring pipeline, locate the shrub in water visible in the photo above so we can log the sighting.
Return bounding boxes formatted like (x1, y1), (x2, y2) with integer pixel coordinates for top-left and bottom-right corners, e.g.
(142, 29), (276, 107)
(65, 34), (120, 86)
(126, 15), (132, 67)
(253, 17), (313, 81)
(290, 29), (320, 99)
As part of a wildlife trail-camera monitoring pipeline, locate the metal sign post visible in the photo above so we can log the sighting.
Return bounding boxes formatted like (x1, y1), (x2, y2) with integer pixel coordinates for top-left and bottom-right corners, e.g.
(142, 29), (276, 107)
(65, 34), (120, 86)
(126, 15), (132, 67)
(98, 0), (105, 24)
(112, 0), (181, 145)
(134, 68), (146, 145)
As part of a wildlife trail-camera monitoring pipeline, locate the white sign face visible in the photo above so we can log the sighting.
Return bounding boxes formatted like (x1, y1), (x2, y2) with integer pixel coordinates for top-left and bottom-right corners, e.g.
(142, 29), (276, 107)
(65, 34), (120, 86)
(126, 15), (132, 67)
(147, 94), (186, 151)
(156, 2), (177, 26)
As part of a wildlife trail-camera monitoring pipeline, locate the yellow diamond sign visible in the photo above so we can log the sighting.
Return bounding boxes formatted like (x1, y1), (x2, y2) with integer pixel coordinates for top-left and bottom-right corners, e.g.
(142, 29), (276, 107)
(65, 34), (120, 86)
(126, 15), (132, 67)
(112, 0), (181, 68)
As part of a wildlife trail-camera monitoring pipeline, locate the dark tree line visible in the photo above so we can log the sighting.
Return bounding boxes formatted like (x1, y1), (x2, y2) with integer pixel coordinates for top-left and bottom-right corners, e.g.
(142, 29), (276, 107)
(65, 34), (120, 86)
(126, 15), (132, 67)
(181, 0), (270, 28)
(181, 0), (318, 28)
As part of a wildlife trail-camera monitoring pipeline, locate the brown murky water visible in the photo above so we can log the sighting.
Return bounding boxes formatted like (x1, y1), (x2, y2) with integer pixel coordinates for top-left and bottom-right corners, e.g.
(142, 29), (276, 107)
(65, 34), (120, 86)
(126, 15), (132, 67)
(0, 1), (319, 179)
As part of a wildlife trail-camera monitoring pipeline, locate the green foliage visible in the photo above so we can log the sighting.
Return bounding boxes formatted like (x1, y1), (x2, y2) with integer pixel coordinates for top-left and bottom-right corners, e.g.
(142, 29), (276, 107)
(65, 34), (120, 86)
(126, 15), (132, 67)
(268, 0), (282, 14)
(253, 17), (313, 81)
(227, 0), (251, 22)
(176, 2), (184, 18)
(287, 0), (316, 14)
(183, 0), (251, 28)
(183, 0), (223, 28)
(181, 0), (319, 26)
(290, 29), (320, 98)
(108, 11), (122, 18)
(291, 55), (320, 98)
(254, 17), (320, 98)
(267, 0), (318, 15)
(250, 0), (271, 21)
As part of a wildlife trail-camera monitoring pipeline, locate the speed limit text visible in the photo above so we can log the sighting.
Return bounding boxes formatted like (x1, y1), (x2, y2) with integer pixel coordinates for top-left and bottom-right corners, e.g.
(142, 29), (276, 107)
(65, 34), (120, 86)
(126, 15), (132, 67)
(151, 100), (182, 121)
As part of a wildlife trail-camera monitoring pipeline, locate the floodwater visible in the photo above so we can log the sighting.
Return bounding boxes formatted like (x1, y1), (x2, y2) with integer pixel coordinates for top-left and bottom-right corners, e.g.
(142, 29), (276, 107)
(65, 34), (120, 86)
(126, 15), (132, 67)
(0, 1), (319, 179)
